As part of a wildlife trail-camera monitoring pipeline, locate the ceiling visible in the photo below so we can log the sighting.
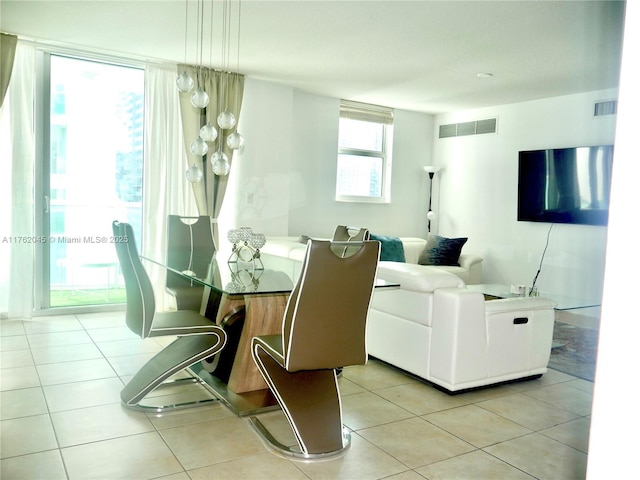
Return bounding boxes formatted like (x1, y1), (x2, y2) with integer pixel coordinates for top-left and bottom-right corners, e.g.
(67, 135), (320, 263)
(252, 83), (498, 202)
(0, 0), (627, 114)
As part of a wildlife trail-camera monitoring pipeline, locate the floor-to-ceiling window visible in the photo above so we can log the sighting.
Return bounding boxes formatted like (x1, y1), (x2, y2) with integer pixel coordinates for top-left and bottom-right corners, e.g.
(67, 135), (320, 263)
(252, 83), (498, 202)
(38, 54), (144, 309)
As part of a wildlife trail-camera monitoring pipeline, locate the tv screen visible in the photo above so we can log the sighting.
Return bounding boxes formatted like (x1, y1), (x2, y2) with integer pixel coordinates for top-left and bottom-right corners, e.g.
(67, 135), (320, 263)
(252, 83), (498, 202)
(517, 145), (614, 226)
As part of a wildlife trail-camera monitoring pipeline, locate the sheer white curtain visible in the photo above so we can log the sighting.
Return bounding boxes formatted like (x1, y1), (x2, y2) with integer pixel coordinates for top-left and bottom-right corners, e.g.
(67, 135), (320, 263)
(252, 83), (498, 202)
(0, 42), (36, 319)
(142, 65), (198, 311)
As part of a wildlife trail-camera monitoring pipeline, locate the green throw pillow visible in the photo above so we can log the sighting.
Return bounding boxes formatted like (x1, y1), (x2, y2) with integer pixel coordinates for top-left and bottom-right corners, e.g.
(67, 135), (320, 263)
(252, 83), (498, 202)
(369, 234), (406, 262)
(418, 235), (468, 266)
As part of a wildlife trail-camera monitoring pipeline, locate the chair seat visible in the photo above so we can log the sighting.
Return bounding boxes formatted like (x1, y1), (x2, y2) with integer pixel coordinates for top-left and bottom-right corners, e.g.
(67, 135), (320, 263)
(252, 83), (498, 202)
(149, 310), (219, 337)
(252, 335), (284, 365)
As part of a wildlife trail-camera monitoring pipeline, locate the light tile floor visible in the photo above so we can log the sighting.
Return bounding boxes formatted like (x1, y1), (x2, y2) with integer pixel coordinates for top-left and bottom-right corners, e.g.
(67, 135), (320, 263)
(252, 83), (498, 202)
(1, 311), (592, 479)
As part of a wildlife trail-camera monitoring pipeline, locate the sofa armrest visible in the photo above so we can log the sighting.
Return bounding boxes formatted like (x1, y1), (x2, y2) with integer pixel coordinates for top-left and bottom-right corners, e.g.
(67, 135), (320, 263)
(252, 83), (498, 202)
(430, 288), (556, 389)
(430, 288), (488, 386)
(459, 254), (483, 284)
(483, 296), (556, 313)
(458, 254), (482, 269)
(376, 262), (464, 293)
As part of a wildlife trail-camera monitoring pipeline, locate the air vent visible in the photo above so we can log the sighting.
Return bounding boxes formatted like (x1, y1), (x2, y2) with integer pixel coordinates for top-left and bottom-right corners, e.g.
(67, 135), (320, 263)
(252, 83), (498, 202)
(457, 121), (476, 136)
(594, 100), (617, 117)
(438, 118), (497, 138)
(438, 123), (457, 138)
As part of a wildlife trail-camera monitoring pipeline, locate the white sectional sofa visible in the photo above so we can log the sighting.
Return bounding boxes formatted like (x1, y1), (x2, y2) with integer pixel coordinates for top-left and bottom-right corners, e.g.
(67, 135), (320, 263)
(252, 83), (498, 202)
(261, 236), (483, 284)
(261, 235), (557, 393)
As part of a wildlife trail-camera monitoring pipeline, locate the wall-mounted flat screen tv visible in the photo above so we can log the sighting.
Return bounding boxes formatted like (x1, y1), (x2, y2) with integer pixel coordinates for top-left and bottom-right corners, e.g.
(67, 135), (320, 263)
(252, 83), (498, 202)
(518, 145), (614, 226)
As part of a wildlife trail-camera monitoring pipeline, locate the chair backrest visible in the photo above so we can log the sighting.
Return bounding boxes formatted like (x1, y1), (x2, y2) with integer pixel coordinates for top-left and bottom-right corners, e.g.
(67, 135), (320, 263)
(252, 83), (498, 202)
(112, 221), (155, 338)
(282, 239), (380, 371)
(166, 215), (216, 286)
(331, 225), (370, 258)
(332, 225), (370, 242)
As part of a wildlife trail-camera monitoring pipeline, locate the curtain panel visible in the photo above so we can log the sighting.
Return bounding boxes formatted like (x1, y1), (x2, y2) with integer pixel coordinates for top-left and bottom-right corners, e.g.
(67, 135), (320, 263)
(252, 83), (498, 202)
(0, 41), (36, 318)
(177, 65), (244, 248)
(0, 33), (18, 107)
(142, 65), (199, 311)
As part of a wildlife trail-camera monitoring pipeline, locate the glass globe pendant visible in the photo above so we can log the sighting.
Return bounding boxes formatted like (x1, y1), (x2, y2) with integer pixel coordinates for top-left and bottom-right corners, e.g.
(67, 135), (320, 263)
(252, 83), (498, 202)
(200, 122), (218, 142)
(211, 151), (230, 176)
(190, 87), (209, 109)
(226, 131), (245, 150)
(176, 71), (194, 93)
(190, 137), (209, 157)
(186, 164), (203, 183)
(217, 109), (236, 130)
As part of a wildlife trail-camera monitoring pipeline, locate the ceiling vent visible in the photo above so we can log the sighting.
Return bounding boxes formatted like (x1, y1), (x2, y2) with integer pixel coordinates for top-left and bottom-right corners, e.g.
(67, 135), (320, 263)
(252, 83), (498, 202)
(439, 118), (497, 138)
(594, 100), (617, 117)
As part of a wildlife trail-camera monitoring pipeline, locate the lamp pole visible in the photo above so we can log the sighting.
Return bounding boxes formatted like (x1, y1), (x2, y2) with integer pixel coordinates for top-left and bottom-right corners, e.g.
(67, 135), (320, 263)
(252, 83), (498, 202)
(423, 166), (441, 234)
(427, 171), (435, 232)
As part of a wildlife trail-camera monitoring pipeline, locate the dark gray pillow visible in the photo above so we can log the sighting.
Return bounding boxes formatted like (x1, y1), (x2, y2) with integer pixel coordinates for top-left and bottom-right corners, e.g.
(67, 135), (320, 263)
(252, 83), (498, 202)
(418, 235), (468, 266)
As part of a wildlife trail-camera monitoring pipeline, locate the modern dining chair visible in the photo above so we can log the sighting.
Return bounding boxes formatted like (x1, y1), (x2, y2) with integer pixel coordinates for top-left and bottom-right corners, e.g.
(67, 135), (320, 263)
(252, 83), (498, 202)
(112, 220), (227, 412)
(250, 239), (380, 459)
(165, 215), (216, 311)
(331, 225), (370, 257)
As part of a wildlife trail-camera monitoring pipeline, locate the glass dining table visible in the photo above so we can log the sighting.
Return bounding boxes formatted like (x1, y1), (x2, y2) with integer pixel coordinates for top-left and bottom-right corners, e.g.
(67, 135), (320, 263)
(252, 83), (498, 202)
(142, 247), (398, 416)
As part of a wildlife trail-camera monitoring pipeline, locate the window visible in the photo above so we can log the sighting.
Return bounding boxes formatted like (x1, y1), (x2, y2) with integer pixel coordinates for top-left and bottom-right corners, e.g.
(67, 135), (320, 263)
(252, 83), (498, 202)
(336, 100), (393, 203)
(42, 54), (144, 307)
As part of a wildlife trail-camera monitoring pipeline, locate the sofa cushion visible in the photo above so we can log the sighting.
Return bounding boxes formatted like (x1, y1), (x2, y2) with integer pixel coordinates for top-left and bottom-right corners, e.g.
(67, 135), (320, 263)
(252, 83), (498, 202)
(419, 235), (468, 266)
(370, 234), (406, 262)
(262, 238), (303, 258)
(400, 237), (428, 264)
(377, 262), (465, 292)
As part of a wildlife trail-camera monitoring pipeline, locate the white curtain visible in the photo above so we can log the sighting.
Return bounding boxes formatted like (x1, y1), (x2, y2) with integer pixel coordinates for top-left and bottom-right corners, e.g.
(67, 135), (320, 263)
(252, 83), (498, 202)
(0, 42), (36, 319)
(142, 65), (198, 311)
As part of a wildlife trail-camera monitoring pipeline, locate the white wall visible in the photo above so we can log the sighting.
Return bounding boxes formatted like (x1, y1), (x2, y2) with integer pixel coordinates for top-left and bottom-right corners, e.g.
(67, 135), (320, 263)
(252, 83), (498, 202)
(220, 78), (294, 237)
(433, 89), (618, 303)
(225, 77), (435, 239)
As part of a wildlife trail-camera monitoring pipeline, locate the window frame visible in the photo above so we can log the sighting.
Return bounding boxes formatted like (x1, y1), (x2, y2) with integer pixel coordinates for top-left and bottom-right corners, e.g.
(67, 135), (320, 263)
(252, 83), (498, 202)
(336, 100), (394, 204)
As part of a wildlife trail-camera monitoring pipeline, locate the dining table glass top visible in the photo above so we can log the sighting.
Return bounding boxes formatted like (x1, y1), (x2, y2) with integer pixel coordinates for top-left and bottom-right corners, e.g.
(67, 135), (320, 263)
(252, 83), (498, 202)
(142, 249), (295, 296)
(142, 244), (399, 297)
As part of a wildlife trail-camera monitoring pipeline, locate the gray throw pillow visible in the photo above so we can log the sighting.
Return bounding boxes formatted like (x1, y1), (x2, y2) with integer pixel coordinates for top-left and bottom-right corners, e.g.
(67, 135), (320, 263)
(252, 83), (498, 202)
(418, 235), (468, 266)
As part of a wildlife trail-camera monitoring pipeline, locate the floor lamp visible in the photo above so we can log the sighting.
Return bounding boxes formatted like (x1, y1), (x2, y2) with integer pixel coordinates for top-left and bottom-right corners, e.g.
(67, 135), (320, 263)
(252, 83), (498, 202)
(423, 166), (441, 233)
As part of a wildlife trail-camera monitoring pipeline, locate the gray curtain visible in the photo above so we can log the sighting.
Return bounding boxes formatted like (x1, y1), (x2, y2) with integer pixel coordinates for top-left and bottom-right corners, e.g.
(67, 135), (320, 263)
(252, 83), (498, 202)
(0, 33), (18, 107)
(177, 65), (244, 248)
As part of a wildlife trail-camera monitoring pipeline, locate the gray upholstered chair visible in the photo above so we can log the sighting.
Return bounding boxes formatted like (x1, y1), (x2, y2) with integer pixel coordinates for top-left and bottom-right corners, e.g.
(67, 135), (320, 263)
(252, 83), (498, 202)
(250, 239), (380, 459)
(165, 215), (215, 311)
(112, 221), (226, 412)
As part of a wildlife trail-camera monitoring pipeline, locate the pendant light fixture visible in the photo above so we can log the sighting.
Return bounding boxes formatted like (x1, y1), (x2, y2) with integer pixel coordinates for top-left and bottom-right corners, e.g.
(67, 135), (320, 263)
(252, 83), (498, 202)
(181, 0), (245, 183)
(225, 0), (244, 152)
(177, 1), (195, 93)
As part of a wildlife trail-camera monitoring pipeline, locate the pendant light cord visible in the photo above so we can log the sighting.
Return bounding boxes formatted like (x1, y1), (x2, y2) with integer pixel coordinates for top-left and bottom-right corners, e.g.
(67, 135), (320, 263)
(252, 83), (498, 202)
(234, 0), (242, 117)
(183, 0), (189, 66)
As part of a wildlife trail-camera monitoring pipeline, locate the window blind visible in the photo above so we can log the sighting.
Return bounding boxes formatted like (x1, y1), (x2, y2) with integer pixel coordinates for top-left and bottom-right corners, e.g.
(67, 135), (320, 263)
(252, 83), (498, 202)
(340, 100), (394, 125)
